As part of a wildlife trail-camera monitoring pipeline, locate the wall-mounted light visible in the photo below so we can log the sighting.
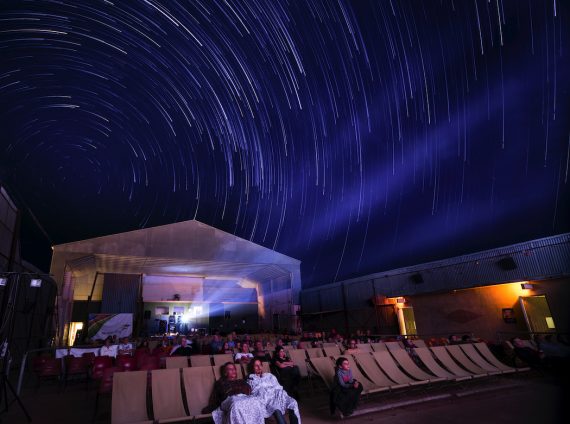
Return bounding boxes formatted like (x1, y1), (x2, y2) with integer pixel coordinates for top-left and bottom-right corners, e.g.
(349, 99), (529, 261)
(396, 297), (406, 304)
(0, 277), (7, 286)
(30, 279), (42, 288)
(520, 283), (534, 290)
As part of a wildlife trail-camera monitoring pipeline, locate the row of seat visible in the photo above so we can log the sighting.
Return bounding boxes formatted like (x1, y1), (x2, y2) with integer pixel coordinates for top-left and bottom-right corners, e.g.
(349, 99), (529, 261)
(111, 362), (272, 424)
(307, 342), (528, 395)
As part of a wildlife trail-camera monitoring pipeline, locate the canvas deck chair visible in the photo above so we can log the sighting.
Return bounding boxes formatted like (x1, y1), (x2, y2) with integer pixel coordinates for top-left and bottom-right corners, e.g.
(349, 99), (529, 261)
(370, 343), (387, 352)
(352, 353), (407, 390)
(323, 346), (341, 357)
(166, 356), (189, 369)
(430, 347), (484, 379)
(151, 369), (188, 423)
(385, 341), (405, 351)
(355, 344), (373, 353)
(288, 349), (310, 378)
(212, 354), (234, 366)
(389, 349), (446, 383)
(413, 348), (470, 382)
(473, 342), (528, 372)
(306, 348), (325, 358)
(446, 345), (500, 376)
(112, 370), (152, 424)
(182, 366), (216, 420)
(191, 355), (212, 367)
(413, 339), (428, 348)
(372, 351), (428, 386)
(460, 344), (515, 374)
(309, 357), (336, 389)
(323, 342), (337, 348)
(336, 356), (387, 395)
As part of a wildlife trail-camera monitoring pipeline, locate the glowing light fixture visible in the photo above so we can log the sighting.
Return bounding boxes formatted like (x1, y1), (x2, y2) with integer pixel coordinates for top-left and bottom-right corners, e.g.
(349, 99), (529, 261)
(30, 279), (42, 288)
(520, 283), (534, 290)
(0, 277), (7, 286)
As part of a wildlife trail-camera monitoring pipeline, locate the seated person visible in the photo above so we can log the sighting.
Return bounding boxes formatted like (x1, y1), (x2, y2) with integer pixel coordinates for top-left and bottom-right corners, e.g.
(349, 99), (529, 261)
(153, 336), (172, 355)
(272, 346), (301, 399)
(234, 343), (254, 364)
(330, 357), (363, 418)
(248, 359), (300, 424)
(171, 336), (193, 356)
(344, 339), (361, 354)
(252, 341), (271, 362)
(512, 337), (543, 367)
(99, 337), (117, 358)
(221, 342), (234, 354)
(118, 337), (134, 356)
(448, 334), (461, 345)
(205, 362), (266, 423)
(210, 334), (224, 354)
(137, 339), (151, 353)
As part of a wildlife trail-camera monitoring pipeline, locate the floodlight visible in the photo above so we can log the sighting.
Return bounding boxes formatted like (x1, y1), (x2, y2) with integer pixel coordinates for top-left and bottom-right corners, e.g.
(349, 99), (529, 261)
(521, 283), (534, 290)
(0, 277), (7, 286)
(30, 279), (42, 288)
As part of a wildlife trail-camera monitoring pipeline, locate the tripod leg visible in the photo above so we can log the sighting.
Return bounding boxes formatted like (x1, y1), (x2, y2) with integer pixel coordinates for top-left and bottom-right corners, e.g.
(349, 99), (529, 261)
(2, 376), (31, 422)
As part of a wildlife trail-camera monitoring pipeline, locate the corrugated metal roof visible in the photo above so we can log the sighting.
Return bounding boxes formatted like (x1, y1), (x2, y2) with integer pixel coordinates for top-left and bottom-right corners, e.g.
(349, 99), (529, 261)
(301, 233), (570, 306)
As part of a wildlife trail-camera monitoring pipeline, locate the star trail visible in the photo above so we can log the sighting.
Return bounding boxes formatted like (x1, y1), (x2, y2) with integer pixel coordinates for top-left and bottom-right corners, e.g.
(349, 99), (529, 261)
(0, 0), (568, 287)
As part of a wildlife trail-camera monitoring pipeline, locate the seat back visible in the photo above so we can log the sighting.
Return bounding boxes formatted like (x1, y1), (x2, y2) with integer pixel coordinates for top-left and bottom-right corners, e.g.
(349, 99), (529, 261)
(460, 344), (501, 372)
(39, 358), (62, 377)
(116, 356), (137, 372)
(339, 356), (377, 393)
(413, 348), (455, 379)
(430, 346), (473, 377)
(413, 339), (427, 348)
(357, 344), (373, 353)
(287, 349), (309, 377)
(323, 346), (341, 357)
(309, 357), (335, 389)
(370, 343), (387, 352)
(389, 349), (434, 381)
(182, 367), (216, 417)
(166, 356), (189, 369)
(385, 341), (404, 351)
(473, 343), (516, 371)
(191, 355), (212, 367)
(213, 354), (234, 366)
(445, 345), (489, 375)
(306, 348), (324, 358)
(112, 370), (149, 424)
(98, 367), (120, 394)
(371, 351), (415, 385)
(66, 357), (88, 374)
(352, 353), (395, 388)
(151, 369), (187, 421)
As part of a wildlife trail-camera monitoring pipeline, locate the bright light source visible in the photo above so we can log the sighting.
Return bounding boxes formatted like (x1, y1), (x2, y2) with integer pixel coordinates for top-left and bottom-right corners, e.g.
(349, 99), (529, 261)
(520, 283), (534, 290)
(0, 278), (7, 286)
(30, 279), (42, 288)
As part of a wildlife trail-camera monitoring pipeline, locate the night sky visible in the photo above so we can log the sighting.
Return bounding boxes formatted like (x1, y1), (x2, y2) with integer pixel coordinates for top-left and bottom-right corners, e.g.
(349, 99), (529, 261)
(1, 0), (568, 288)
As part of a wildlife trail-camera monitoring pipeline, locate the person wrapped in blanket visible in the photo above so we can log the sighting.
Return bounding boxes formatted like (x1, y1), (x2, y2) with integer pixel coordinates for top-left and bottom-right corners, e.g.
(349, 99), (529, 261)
(205, 362), (266, 424)
(248, 358), (301, 424)
(330, 357), (363, 418)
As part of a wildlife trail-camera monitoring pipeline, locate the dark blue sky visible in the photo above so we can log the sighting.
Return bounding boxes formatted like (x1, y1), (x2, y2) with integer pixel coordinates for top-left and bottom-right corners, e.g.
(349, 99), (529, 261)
(1, 0), (568, 287)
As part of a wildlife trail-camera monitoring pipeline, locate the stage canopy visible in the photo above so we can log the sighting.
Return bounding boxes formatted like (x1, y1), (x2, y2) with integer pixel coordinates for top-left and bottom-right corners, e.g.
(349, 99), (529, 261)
(50, 220), (301, 340)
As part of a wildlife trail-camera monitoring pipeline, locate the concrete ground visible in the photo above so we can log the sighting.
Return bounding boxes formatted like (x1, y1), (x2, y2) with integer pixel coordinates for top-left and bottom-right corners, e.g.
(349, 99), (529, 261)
(0, 370), (566, 424)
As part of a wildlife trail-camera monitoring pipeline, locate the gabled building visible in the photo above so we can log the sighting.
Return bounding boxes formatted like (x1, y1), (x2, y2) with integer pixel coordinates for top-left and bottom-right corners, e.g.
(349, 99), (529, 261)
(50, 220), (301, 344)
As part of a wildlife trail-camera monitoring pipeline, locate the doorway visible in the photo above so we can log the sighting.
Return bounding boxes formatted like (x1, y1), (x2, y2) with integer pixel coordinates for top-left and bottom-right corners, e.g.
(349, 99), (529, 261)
(519, 295), (556, 334)
(397, 307), (418, 336)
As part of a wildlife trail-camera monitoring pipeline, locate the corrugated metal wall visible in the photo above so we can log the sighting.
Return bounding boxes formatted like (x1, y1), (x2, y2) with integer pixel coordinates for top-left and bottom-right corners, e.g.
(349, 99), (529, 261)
(301, 233), (570, 314)
(101, 273), (141, 313)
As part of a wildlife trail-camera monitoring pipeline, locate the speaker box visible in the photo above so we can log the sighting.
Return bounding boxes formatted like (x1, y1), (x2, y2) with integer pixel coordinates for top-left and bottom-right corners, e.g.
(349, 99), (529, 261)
(144, 310), (151, 319)
(411, 273), (424, 284)
(497, 257), (517, 270)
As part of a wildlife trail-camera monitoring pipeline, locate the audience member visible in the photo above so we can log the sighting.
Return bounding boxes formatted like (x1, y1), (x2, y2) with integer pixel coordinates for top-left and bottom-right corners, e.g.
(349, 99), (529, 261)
(330, 357), (363, 418)
(171, 336), (193, 356)
(118, 337), (134, 356)
(99, 337), (116, 358)
(252, 341), (271, 362)
(205, 362), (266, 423)
(272, 346), (301, 399)
(248, 359), (300, 424)
(234, 343), (254, 364)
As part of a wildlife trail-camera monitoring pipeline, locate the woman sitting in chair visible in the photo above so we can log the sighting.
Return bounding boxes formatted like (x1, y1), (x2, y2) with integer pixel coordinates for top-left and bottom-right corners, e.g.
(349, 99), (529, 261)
(272, 346), (301, 399)
(330, 357), (363, 418)
(206, 362), (266, 424)
(248, 359), (301, 424)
